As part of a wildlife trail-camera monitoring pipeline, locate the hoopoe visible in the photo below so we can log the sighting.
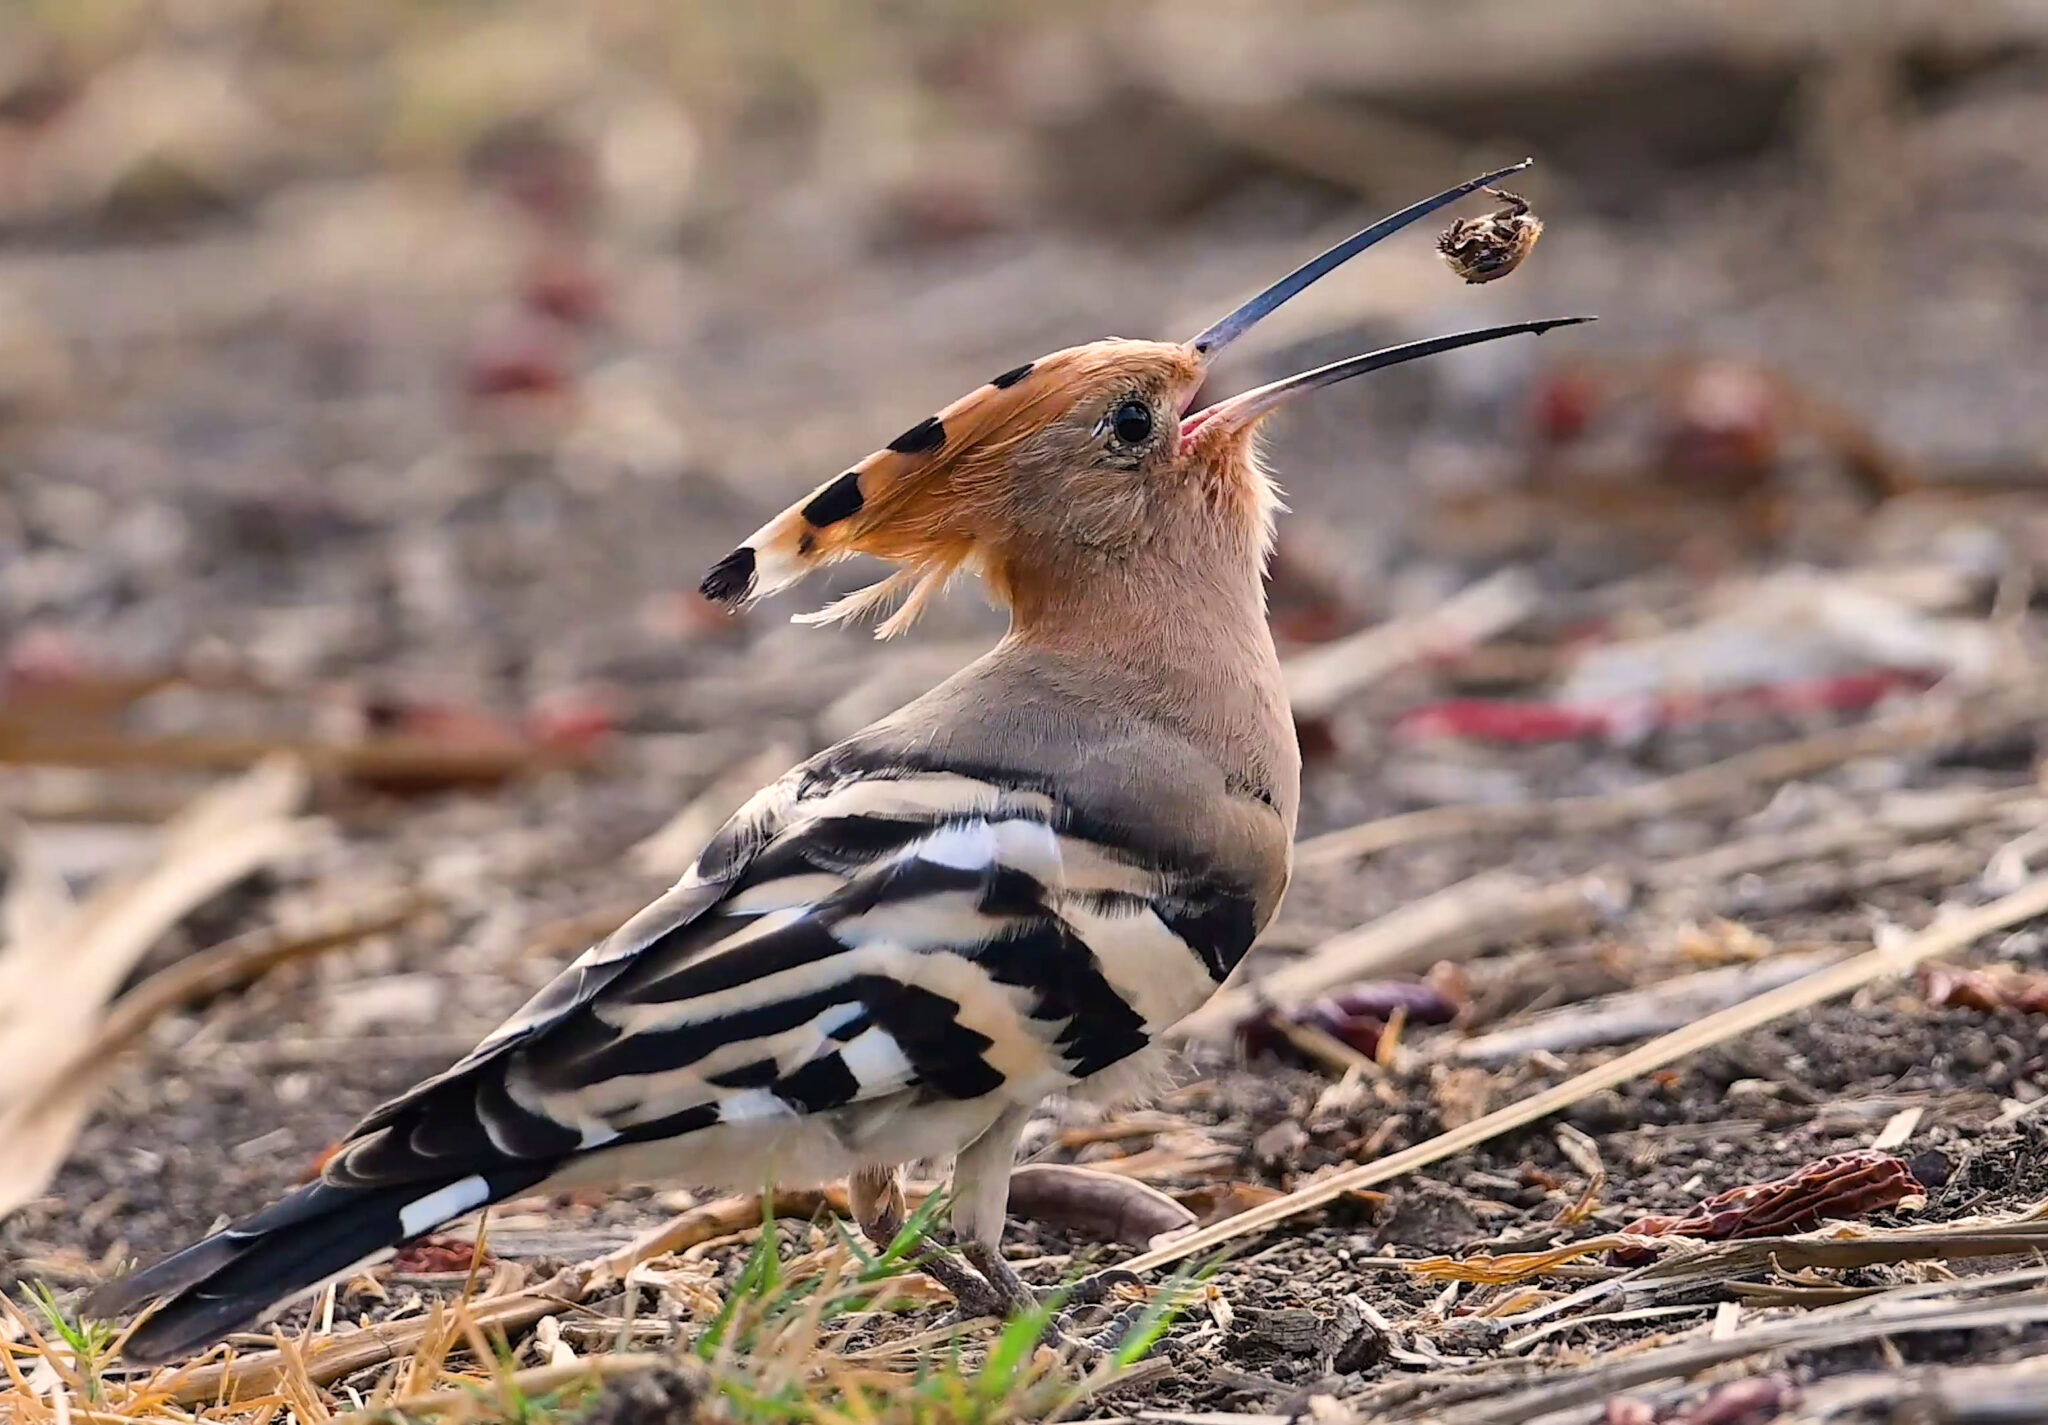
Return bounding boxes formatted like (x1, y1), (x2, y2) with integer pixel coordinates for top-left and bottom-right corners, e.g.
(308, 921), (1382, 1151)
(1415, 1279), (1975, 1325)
(89, 161), (1588, 1362)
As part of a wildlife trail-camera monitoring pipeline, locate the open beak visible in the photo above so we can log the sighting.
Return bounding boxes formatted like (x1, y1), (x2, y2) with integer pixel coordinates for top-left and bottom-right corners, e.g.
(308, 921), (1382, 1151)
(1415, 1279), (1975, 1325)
(1185, 159), (1535, 363)
(1181, 317), (1595, 445)
(1179, 159), (1593, 444)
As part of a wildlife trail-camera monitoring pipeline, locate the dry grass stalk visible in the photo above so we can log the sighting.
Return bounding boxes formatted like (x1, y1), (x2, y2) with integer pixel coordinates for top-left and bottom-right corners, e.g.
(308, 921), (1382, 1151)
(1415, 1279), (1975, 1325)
(325, 1352), (678, 1424)
(0, 758), (324, 1216)
(1294, 686), (2041, 867)
(1124, 872), (2048, 1276)
(1447, 947), (1847, 1064)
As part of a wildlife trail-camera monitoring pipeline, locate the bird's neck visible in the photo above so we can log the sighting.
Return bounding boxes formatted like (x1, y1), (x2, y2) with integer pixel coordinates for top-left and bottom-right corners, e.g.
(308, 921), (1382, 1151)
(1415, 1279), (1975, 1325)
(1000, 536), (1301, 831)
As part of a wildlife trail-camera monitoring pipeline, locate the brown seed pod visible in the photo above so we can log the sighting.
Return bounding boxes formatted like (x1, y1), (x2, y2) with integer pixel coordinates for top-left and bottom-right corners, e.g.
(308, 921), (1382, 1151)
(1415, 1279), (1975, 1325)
(1611, 1150), (1918, 1265)
(1438, 189), (1544, 284)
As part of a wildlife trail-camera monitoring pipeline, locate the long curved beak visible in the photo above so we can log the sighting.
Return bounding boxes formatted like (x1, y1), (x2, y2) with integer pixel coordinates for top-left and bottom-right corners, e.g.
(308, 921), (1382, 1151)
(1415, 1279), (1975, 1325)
(1186, 159), (1534, 363)
(1181, 317), (1596, 445)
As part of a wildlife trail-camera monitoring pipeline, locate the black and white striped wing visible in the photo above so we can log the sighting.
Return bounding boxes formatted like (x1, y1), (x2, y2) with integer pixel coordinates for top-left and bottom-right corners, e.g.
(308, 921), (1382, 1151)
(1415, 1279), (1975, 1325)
(321, 763), (1258, 1196)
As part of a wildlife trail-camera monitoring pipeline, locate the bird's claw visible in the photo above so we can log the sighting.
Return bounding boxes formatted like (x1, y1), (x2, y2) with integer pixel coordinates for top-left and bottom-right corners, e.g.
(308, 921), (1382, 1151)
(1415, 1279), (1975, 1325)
(923, 1239), (1148, 1361)
(1054, 1267), (1143, 1309)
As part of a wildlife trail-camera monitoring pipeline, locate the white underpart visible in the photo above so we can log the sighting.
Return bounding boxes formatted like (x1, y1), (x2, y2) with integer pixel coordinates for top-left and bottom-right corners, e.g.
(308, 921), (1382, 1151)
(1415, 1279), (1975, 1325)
(398, 1174), (492, 1237)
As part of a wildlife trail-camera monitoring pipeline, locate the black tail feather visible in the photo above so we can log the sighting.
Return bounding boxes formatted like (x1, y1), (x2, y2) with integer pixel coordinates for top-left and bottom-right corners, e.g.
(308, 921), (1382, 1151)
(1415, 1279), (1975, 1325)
(89, 1169), (549, 1365)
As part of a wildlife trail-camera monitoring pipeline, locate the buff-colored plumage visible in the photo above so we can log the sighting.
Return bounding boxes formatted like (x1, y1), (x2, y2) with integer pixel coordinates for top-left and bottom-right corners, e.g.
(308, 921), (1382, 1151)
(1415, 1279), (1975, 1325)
(90, 162), (1588, 1364)
(716, 341), (1207, 636)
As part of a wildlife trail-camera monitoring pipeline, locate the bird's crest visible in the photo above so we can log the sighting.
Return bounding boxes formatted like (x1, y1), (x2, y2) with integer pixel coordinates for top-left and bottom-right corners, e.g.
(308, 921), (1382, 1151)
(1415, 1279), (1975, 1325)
(701, 342), (1197, 637)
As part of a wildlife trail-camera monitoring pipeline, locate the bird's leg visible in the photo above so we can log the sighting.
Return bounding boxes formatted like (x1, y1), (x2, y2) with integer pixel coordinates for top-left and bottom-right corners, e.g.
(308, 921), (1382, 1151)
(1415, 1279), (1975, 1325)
(848, 1163), (1004, 1319)
(947, 1112), (1147, 1360)
(948, 1109), (1040, 1313)
(953, 1113), (1142, 1315)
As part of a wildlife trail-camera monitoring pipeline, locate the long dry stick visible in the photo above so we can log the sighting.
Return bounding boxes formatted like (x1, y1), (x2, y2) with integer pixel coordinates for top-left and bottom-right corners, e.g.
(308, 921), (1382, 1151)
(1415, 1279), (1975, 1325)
(1123, 873), (2048, 1276)
(1294, 688), (2038, 867)
(1438, 1289), (2048, 1425)
(1446, 947), (1848, 1065)
(33, 895), (431, 1111)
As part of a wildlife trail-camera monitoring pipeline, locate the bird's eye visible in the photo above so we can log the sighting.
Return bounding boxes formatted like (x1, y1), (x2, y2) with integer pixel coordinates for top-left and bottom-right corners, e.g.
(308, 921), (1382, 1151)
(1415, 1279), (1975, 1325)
(1111, 400), (1154, 445)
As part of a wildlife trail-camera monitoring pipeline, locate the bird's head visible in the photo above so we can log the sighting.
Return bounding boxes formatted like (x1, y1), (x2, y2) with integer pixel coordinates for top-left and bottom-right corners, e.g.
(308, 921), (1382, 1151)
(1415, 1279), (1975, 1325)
(701, 160), (1592, 637)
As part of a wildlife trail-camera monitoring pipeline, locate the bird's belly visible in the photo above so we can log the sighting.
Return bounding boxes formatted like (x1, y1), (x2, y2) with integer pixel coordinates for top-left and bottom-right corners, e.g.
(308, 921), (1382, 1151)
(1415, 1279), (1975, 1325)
(537, 1095), (1014, 1196)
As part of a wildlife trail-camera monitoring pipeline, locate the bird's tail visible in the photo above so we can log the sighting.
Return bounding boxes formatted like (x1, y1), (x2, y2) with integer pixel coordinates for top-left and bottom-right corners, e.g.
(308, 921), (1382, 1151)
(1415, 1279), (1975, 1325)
(84, 1168), (546, 1365)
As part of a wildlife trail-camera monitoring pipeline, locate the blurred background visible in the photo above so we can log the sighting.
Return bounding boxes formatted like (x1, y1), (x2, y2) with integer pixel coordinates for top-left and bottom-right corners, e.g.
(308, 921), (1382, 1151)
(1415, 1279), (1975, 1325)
(2, 0), (2044, 722)
(8, 0), (2048, 1350)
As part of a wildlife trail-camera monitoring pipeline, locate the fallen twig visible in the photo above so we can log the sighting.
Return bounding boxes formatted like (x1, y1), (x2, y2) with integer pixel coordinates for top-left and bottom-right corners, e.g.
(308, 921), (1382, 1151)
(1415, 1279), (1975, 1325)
(1645, 787), (2040, 894)
(0, 729), (597, 791)
(1796, 1355), (2048, 1423)
(1448, 949), (1846, 1064)
(0, 894), (427, 1217)
(1436, 1283), (2048, 1425)
(1123, 873), (2048, 1276)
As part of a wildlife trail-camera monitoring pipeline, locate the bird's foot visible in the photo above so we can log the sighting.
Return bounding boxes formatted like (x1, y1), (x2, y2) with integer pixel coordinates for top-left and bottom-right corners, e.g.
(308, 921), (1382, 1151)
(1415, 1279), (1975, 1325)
(922, 1238), (1149, 1362)
(911, 1244), (1009, 1323)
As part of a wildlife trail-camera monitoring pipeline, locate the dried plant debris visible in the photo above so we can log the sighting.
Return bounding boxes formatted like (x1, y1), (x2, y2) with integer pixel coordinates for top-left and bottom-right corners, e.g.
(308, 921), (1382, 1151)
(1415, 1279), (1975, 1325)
(1438, 188), (1544, 284)
(1236, 980), (1460, 1065)
(387, 1233), (498, 1276)
(1603, 1375), (1799, 1425)
(1921, 963), (2048, 1014)
(1614, 1151), (1922, 1264)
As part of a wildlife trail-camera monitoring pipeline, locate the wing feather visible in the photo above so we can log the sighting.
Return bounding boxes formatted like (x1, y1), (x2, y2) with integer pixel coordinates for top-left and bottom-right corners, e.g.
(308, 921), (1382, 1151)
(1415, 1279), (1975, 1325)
(321, 756), (1260, 1197)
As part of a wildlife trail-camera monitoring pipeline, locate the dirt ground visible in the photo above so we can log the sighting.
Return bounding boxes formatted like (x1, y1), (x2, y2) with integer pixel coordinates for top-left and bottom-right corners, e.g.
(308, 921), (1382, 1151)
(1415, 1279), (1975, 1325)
(8, 4), (2048, 1421)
